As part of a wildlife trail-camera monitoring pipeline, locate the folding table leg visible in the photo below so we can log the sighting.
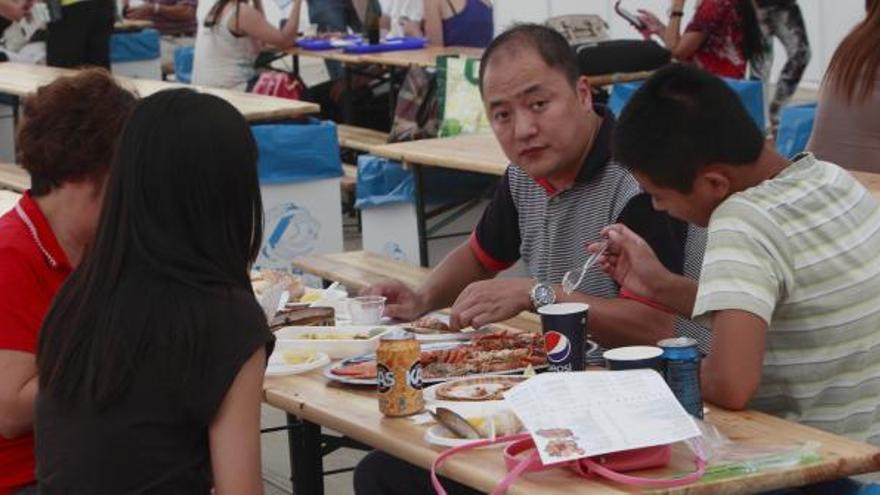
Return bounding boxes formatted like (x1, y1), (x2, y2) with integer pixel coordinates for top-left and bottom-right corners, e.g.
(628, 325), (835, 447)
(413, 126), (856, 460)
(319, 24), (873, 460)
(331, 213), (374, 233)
(286, 413), (325, 495)
(412, 163), (429, 267)
(343, 66), (354, 124)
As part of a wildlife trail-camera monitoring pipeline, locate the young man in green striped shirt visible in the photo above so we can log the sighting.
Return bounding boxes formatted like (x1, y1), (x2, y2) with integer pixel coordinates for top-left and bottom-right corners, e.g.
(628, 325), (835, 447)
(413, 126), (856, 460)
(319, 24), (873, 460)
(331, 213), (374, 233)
(599, 64), (880, 445)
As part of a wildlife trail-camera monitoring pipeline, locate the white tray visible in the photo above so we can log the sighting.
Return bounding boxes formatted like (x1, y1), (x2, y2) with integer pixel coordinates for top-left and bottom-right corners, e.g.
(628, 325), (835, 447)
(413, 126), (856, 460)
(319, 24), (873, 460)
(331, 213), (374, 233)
(274, 325), (393, 360)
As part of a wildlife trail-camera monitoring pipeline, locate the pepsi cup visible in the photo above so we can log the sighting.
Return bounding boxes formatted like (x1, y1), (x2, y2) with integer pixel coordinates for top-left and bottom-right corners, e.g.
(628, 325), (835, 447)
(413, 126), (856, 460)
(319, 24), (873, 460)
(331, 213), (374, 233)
(538, 303), (588, 372)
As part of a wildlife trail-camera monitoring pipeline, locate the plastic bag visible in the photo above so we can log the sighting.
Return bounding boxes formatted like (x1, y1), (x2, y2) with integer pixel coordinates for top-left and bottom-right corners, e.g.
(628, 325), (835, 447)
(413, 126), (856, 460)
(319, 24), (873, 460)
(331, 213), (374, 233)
(609, 78), (765, 130)
(436, 56), (490, 137)
(354, 155), (415, 208)
(173, 46), (194, 84)
(250, 118), (343, 185)
(110, 28), (161, 63)
(776, 103), (817, 159)
(691, 418), (822, 482)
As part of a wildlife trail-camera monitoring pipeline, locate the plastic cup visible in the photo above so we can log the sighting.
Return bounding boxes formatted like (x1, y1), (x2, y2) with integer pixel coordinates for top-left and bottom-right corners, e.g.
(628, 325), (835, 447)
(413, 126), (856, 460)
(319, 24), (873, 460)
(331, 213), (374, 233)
(347, 296), (386, 325)
(603, 346), (664, 372)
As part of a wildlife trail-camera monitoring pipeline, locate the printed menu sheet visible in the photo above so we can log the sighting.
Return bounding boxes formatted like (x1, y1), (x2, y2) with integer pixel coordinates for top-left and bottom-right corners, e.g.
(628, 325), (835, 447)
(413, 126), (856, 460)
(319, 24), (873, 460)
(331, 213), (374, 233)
(504, 370), (701, 465)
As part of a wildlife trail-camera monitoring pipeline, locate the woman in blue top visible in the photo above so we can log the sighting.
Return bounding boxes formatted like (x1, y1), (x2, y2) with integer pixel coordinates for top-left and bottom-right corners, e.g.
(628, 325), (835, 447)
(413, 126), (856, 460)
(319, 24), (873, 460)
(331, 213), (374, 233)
(424, 0), (493, 47)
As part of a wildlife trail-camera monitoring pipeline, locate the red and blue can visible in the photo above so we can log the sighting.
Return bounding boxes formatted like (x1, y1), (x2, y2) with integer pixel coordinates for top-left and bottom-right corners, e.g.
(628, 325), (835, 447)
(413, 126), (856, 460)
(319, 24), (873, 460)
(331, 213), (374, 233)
(658, 337), (703, 419)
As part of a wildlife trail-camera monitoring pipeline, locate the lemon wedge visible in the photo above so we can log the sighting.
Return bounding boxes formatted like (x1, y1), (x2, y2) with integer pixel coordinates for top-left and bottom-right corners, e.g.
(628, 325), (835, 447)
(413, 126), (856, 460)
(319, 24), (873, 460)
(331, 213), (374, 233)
(299, 291), (323, 304)
(282, 350), (316, 365)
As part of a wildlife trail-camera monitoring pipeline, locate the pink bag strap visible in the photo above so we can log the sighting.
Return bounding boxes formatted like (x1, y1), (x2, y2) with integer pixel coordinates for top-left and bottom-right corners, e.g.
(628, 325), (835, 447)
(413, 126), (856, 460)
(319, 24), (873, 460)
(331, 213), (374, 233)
(431, 433), (531, 495)
(431, 434), (706, 495)
(574, 445), (706, 488)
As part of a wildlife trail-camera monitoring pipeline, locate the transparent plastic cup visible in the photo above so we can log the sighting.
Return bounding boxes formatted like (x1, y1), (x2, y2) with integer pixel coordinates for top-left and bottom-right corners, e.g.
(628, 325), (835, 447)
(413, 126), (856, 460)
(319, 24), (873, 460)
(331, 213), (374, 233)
(347, 296), (386, 325)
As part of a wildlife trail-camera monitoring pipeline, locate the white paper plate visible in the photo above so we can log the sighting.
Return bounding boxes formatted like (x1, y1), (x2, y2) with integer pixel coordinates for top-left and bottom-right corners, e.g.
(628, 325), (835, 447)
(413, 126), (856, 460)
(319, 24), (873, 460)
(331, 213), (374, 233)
(266, 351), (330, 376)
(423, 375), (530, 404)
(424, 424), (507, 449)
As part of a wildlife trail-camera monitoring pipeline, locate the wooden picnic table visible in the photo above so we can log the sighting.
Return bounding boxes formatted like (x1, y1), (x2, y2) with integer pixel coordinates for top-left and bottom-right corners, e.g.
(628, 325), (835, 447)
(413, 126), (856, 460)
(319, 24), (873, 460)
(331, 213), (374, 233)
(285, 44), (482, 69)
(370, 133), (507, 266)
(355, 45), (484, 68)
(371, 132), (506, 176)
(282, 248), (880, 494)
(0, 162), (30, 193)
(292, 250), (429, 292)
(0, 62), (319, 122)
(264, 348), (880, 495)
(285, 44), (484, 126)
(114, 19), (154, 31)
(285, 46), (365, 66)
(292, 250), (543, 333)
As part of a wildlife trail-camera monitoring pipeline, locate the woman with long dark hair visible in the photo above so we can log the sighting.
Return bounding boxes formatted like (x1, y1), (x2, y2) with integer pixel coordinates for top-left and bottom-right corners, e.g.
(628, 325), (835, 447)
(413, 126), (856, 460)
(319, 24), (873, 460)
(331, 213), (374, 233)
(34, 89), (274, 493)
(807, 0), (880, 172)
(638, 0), (765, 79)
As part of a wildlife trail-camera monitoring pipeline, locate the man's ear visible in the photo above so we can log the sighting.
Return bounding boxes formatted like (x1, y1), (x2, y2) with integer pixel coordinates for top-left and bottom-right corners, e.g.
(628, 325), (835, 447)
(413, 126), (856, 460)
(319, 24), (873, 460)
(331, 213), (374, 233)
(575, 75), (592, 109)
(697, 168), (732, 201)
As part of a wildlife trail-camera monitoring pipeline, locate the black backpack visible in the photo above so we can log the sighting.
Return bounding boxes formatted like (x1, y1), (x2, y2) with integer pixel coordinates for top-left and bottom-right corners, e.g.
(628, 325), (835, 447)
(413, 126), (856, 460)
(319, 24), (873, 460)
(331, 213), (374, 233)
(575, 39), (671, 76)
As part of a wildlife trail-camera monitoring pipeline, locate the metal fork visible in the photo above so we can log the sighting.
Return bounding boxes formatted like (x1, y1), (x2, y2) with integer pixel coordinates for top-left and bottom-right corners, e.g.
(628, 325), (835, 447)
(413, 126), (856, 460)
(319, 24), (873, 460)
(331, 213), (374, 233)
(561, 242), (608, 295)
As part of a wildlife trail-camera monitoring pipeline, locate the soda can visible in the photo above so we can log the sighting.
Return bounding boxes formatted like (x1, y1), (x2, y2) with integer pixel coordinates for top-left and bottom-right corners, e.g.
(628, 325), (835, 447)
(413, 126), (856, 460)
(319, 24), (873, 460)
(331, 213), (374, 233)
(377, 330), (424, 417)
(658, 337), (703, 419)
(538, 303), (588, 372)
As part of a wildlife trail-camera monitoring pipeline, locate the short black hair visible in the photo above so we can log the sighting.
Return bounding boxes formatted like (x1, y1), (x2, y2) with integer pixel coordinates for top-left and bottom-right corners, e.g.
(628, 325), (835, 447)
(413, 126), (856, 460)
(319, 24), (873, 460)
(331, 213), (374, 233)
(613, 64), (765, 192)
(478, 23), (578, 94)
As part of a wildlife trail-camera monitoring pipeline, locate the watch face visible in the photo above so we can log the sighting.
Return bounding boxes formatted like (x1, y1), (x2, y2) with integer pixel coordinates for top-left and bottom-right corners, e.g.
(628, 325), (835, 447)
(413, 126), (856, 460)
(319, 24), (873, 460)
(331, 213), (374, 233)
(534, 284), (554, 305)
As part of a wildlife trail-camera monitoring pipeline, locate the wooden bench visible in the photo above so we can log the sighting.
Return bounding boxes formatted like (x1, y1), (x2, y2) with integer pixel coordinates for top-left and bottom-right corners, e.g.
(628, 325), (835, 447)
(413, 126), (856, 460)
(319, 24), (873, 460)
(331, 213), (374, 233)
(292, 250), (428, 292)
(336, 124), (389, 153)
(291, 249), (542, 329)
(0, 163), (30, 193)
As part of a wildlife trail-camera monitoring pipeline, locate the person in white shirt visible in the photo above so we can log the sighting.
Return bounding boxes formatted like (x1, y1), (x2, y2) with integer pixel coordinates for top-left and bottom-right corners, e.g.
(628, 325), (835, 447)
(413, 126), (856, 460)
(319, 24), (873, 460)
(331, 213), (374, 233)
(192, 0), (302, 90)
(378, 0), (422, 37)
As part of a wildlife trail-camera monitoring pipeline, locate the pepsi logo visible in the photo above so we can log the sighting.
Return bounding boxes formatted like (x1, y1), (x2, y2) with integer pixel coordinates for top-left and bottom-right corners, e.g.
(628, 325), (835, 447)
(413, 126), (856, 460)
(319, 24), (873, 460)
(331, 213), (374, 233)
(544, 331), (571, 364)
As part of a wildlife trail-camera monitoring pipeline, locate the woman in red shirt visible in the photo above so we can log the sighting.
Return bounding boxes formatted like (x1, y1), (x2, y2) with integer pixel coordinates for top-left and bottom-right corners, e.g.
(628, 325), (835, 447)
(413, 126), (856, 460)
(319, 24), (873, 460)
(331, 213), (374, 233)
(638, 0), (765, 79)
(0, 70), (136, 494)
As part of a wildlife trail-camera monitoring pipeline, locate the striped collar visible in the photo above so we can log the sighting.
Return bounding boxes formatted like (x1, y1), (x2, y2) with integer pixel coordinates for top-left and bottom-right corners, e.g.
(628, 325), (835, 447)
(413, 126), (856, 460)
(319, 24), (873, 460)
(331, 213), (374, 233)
(13, 191), (71, 271)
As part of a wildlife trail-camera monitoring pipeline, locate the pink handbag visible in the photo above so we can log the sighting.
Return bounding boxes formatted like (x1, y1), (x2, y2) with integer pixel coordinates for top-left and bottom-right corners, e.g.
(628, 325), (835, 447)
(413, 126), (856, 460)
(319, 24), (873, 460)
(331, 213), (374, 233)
(250, 71), (305, 100)
(430, 433), (706, 495)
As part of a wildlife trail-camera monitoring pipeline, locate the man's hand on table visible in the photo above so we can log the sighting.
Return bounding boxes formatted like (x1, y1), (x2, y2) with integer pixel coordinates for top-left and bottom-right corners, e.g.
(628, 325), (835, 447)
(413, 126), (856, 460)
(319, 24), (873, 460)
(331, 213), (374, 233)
(362, 280), (426, 322)
(448, 278), (532, 331)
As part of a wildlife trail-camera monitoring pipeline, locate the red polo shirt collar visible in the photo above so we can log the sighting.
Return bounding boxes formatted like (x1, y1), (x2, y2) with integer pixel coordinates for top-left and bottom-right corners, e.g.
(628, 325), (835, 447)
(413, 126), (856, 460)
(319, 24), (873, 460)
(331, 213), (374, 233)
(15, 191), (72, 272)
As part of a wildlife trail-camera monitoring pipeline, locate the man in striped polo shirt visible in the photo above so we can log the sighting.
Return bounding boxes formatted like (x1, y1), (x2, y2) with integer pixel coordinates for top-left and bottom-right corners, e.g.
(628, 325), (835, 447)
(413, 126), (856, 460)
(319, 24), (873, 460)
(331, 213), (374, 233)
(601, 64), (880, 445)
(365, 24), (709, 351)
(355, 24), (709, 495)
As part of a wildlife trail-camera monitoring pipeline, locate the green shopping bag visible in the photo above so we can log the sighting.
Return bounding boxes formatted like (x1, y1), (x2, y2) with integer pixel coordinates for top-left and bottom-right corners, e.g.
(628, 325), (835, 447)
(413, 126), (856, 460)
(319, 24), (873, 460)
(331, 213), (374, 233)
(436, 56), (490, 137)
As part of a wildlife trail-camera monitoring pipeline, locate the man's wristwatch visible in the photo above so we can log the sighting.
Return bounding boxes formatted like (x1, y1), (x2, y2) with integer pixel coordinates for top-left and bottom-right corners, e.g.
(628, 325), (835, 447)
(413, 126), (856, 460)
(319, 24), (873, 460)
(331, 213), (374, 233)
(529, 282), (556, 310)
